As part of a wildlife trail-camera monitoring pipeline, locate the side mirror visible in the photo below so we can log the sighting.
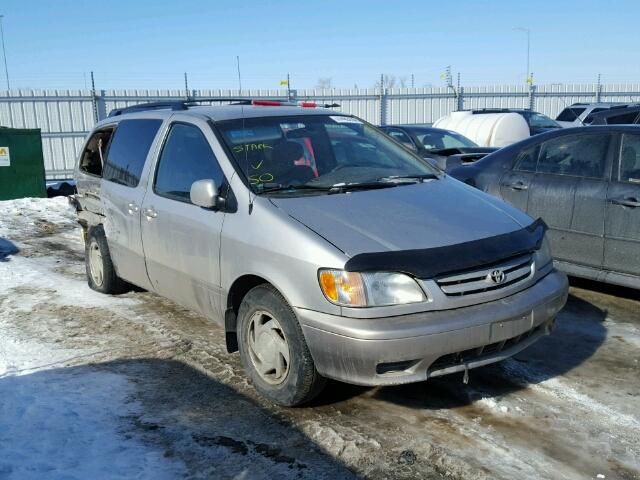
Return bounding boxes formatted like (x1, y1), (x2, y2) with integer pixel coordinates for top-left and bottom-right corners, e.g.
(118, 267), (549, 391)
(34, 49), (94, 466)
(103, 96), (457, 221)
(402, 142), (417, 152)
(190, 179), (219, 208)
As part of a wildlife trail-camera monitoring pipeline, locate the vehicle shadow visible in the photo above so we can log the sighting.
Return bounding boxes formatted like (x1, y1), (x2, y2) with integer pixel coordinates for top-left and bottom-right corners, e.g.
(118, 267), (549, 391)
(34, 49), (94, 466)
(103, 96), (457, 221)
(0, 359), (355, 479)
(0, 237), (18, 262)
(569, 276), (639, 302)
(315, 292), (607, 410)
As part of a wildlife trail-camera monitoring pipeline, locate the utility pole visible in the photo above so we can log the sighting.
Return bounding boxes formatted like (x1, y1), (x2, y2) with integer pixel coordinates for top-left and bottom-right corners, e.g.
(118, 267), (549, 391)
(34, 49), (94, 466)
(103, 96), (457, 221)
(90, 71), (98, 123)
(379, 73), (386, 125)
(0, 16), (10, 90)
(513, 27), (530, 84)
(184, 72), (189, 99)
(411, 73), (415, 88)
(287, 73), (291, 100)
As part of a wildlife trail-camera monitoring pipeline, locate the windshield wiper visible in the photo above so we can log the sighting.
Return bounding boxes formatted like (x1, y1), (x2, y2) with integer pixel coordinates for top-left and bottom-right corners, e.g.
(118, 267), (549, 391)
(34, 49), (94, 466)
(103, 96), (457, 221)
(257, 183), (331, 194)
(378, 173), (439, 182)
(327, 181), (400, 194)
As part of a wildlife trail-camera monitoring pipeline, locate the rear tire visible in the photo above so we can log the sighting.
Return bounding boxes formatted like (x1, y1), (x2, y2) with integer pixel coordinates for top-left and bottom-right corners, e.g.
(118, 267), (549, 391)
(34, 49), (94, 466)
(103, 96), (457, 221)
(237, 284), (326, 406)
(85, 225), (129, 294)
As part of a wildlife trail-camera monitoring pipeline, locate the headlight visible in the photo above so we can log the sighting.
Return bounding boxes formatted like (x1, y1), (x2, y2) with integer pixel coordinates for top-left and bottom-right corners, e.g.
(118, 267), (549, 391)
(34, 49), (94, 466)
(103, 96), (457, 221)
(318, 269), (426, 307)
(535, 236), (553, 269)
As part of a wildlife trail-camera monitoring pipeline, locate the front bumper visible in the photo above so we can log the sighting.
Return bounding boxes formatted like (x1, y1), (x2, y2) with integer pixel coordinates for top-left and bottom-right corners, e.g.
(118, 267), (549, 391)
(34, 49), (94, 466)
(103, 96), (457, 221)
(297, 270), (568, 386)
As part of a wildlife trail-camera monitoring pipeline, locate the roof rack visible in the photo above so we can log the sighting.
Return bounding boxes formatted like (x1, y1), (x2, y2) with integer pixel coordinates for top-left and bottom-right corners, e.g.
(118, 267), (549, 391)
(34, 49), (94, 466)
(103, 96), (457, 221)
(108, 97), (248, 117)
(107, 97), (340, 117)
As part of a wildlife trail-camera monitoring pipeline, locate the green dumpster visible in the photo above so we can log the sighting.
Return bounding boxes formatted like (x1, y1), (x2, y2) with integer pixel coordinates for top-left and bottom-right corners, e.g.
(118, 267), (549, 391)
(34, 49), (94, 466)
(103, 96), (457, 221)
(0, 127), (46, 201)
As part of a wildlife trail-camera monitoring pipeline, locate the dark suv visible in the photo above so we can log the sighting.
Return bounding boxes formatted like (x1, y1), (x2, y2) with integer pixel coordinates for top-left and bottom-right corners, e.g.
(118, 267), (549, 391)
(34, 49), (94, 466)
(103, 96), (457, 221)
(590, 105), (640, 126)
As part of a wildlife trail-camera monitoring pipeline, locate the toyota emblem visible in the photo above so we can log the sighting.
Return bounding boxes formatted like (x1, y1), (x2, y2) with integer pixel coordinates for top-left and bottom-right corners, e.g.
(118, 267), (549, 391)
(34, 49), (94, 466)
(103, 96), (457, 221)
(489, 269), (506, 284)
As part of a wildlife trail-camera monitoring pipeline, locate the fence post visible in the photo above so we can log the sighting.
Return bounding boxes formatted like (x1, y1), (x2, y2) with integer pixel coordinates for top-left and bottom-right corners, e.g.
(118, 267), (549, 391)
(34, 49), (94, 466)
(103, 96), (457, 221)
(457, 86), (464, 111)
(90, 71), (98, 124)
(528, 83), (536, 111)
(379, 73), (387, 125)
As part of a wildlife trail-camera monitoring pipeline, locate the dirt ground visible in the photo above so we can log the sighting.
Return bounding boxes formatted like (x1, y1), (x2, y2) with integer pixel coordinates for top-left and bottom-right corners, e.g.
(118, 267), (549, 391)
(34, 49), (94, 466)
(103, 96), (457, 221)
(1, 197), (639, 480)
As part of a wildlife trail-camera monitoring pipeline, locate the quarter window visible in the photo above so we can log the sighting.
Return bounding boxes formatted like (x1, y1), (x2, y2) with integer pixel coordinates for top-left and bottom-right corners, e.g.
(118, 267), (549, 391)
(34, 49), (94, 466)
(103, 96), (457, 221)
(619, 134), (640, 184)
(154, 123), (225, 203)
(103, 119), (162, 187)
(536, 134), (610, 179)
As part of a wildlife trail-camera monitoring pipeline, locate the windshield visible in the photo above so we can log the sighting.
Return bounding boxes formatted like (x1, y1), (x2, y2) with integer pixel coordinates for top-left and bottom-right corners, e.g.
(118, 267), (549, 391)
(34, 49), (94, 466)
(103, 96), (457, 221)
(529, 112), (561, 129)
(216, 115), (439, 194)
(414, 130), (477, 151)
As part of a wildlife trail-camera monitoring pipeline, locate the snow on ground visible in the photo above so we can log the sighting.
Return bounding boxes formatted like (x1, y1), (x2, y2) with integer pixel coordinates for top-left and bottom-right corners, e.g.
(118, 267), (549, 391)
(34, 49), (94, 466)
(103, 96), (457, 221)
(1, 197), (639, 480)
(0, 198), (188, 479)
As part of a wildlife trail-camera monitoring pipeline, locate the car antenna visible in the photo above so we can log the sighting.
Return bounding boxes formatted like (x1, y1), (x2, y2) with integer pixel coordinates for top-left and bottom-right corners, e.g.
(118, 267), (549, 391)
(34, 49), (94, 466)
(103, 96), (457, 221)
(236, 55), (253, 214)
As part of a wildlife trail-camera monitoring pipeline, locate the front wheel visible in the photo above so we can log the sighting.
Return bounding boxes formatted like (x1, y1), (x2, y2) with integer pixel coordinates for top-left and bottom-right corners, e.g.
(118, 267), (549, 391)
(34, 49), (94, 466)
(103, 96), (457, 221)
(237, 284), (326, 406)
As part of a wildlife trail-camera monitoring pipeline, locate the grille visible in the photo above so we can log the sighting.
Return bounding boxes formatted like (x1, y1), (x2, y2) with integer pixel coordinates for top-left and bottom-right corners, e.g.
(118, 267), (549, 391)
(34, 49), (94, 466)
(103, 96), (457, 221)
(428, 323), (545, 373)
(436, 254), (533, 297)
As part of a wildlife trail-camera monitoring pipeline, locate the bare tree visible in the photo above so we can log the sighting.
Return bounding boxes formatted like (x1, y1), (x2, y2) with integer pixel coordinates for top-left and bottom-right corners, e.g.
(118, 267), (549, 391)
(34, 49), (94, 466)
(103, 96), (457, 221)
(316, 77), (332, 89)
(375, 74), (399, 89)
(398, 76), (408, 88)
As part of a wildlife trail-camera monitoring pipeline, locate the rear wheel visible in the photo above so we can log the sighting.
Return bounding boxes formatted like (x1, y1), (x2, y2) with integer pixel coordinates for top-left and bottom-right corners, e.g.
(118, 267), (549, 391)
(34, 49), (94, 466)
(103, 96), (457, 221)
(85, 225), (129, 294)
(238, 284), (326, 406)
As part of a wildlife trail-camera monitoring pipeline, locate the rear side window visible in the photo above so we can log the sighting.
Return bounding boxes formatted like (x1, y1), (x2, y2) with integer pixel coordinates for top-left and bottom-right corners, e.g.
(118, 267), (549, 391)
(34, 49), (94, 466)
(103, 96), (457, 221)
(556, 107), (585, 122)
(619, 134), (640, 183)
(537, 134), (610, 179)
(103, 119), (163, 187)
(79, 127), (115, 177)
(583, 108), (607, 125)
(606, 112), (639, 125)
(154, 123), (225, 203)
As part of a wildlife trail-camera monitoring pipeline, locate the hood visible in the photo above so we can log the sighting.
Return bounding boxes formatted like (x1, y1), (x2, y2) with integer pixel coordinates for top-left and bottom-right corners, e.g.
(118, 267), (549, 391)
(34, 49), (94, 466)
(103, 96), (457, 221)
(269, 177), (532, 256)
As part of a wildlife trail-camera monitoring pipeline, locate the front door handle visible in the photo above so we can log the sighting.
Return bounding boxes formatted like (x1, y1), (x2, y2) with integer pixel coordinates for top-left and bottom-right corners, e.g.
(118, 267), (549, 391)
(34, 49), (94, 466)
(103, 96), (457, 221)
(610, 196), (640, 208)
(144, 207), (158, 219)
(502, 181), (529, 191)
(127, 202), (139, 215)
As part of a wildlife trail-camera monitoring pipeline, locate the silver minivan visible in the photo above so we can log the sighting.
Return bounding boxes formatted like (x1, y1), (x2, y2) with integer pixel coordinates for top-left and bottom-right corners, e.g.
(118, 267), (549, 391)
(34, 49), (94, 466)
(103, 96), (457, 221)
(73, 99), (569, 406)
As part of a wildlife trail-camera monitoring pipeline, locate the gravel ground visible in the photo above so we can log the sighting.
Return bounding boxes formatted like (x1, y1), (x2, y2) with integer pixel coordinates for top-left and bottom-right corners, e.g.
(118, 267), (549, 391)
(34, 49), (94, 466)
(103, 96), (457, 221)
(0, 197), (638, 480)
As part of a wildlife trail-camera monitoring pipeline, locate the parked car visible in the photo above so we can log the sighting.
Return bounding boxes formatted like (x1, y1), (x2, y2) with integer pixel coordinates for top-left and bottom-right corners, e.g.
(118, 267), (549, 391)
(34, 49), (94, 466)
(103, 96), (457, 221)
(449, 126), (640, 289)
(379, 124), (497, 170)
(73, 99), (568, 406)
(589, 104), (640, 126)
(555, 102), (631, 127)
(467, 109), (562, 136)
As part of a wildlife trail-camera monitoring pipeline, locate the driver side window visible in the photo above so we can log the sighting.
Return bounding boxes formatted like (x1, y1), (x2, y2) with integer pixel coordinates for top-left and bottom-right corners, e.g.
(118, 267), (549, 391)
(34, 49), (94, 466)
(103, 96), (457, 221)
(154, 123), (225, 203)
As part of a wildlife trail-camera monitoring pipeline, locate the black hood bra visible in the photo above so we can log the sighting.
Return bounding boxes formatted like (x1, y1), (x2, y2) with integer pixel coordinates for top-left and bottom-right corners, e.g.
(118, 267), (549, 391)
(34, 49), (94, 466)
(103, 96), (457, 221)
(344, 218), (547, 279)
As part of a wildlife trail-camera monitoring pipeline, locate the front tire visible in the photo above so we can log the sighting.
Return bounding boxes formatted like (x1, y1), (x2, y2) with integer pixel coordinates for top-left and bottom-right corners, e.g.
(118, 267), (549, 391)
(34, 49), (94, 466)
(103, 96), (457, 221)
(85, 225), (129, 294)
(237, 284), (326, 406)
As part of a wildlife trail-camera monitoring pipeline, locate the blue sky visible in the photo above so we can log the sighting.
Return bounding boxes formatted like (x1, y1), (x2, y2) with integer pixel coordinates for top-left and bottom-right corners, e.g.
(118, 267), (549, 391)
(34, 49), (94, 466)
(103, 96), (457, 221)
(2, 0), (639, 90)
